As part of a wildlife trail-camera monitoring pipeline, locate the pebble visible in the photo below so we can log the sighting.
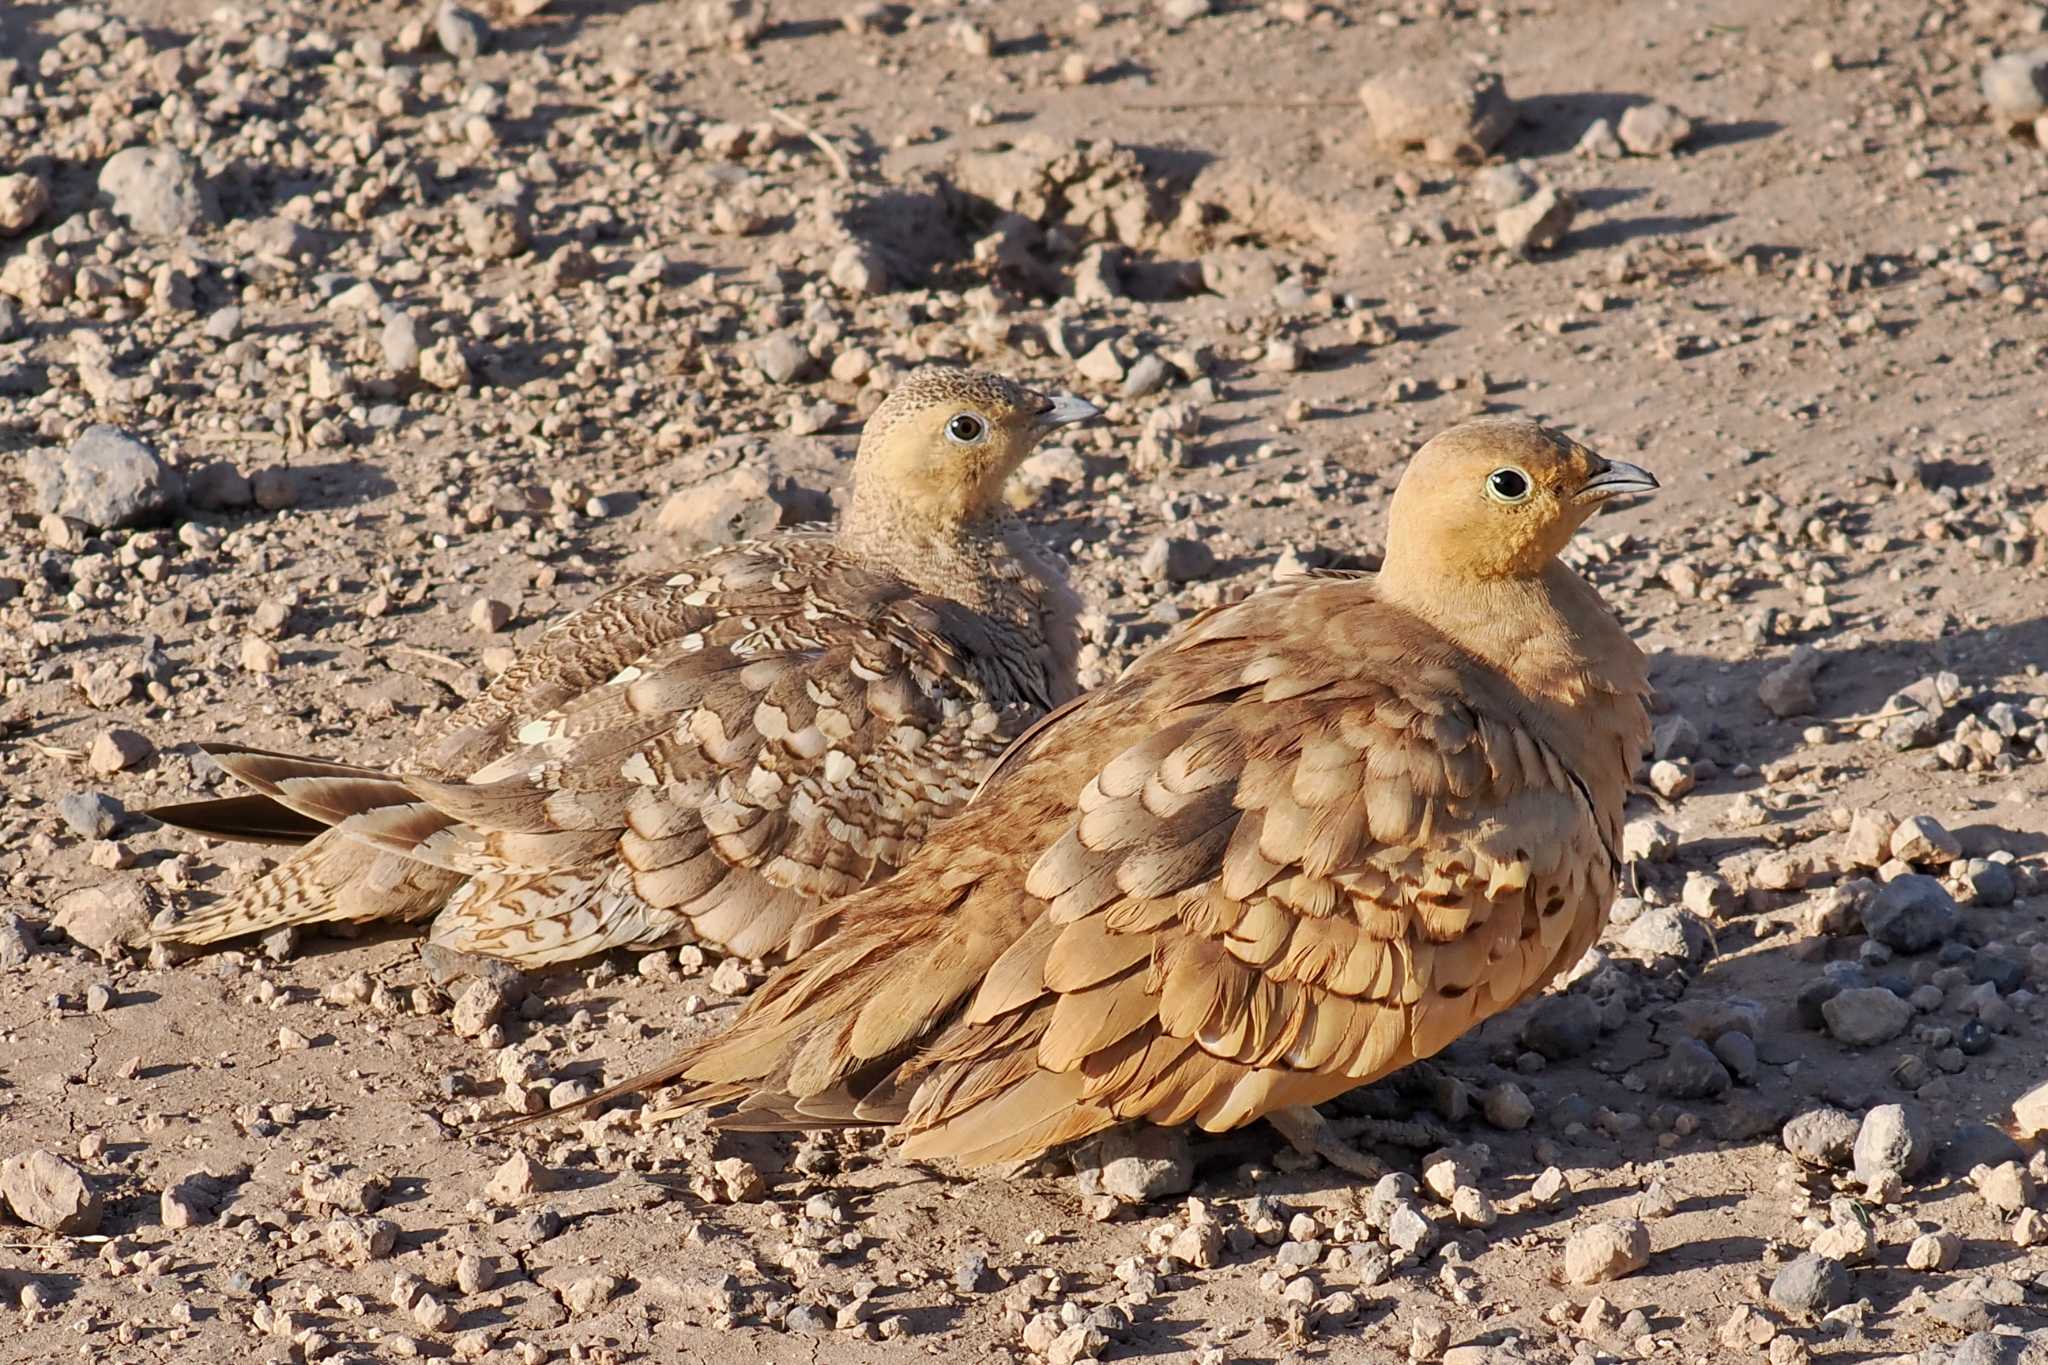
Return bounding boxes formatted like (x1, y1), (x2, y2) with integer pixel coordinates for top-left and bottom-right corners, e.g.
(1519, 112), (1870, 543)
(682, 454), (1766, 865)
(0, 172), (49, 236)
(88, 729), (154, 774)
(1890, 815), (1961, 866)
(436, 2), (492, 60)
(1620, 907), (1709, 962)
(2013, 1081), (2048, 1138)
(1520, 995), (1600, 1059)
(1482, 1083), (1534, 1131)
(1617, 101), (1696, 155)
(1563, 1218), (1650, 1284)
(486, 1153), (553, 1203)
(459, 197), (530, 260)
(1906, 1230), (1961, 1271)
(1473, 162), (1537, 209)
(1357, 66), (1515, 164)
(1769, 1252), (1849, 1316)
(1980, 50), (2048, 126)
(58, 791), (126, 838)
(1852, 1103), (1930, 1185)
(1073, 1126), (1194, 1204)
(1860, 875), (1961, 953)
(753, 333), (811, 384)
(1138, 535), (1215, 586)
(26, 426), (186, 530)
(1782, 1107), (1861, 1168)
(1656, 1037), (1732, 1097)
(97, 145), (220, 236)
(1496, 186), (1576, 256)
(1575, 117), (1624, 158)
(0, 1150), (102, 1233)
(1822, 986), (1912, 1046)
(1758, 648), (1822, 717)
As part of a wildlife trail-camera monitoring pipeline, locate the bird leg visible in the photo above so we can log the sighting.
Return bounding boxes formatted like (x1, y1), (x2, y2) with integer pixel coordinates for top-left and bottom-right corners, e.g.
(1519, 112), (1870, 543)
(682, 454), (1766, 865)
(1265, 1105), (1391, 1180)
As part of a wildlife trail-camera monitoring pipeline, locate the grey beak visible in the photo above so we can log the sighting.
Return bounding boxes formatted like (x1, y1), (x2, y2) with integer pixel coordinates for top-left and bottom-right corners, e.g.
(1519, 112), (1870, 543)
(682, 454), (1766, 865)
(1034, 392), (1101, 431)
(1581, 459), (1660, 500)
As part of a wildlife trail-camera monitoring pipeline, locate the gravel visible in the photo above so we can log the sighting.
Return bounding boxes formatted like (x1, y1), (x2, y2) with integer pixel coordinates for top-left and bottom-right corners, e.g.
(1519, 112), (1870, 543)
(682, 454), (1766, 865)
(96, 145), (220, 236)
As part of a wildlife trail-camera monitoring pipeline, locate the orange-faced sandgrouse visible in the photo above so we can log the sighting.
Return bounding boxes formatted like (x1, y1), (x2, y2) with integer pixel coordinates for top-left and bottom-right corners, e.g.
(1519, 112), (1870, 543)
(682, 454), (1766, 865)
(149, 367), (1101, 968)
(593, 417), (1656, 1175)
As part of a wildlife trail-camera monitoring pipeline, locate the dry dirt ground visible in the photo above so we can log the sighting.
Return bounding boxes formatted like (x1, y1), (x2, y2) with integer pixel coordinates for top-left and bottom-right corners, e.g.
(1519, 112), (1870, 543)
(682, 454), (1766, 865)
(5, 0), (2048, 1362)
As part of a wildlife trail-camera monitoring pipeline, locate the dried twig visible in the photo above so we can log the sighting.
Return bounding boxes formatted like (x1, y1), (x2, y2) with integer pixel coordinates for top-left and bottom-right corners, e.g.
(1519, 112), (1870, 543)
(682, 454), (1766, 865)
(769, 106), (852, 181)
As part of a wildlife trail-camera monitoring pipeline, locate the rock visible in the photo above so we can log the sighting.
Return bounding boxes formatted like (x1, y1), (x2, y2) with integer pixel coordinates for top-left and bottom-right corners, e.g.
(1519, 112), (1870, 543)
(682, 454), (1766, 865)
(51, 880), (157, 958)
(382, 311), (422, 373)
(1758, 647), (1822, 717)
(1656, 1037), (1731, 1098)
(97, 146), (220, 236)
(1521, 995), (1600, 1060)
(435, 2), (492, 60)
(186, 461), (254, 510)
(160, 1170), (229, 1229)
(1473, 162), (1537, 208)
(1971, 1160), (2034, 1214)
(89, 729), (153, 774)
(1852, 1104), (1930, 1184)
(1, 1150), (102, 1233)
(458, 197), (529, 259)
(1574, 117), (1624, 158)
(1956, 859), (2016, 908)
(1623, 818), (1679, 861)
(58, 791), (126, 838)
(324, 1214), (400, 1264)
(25, 426), (186, 530)
(1981, 50), (2048, 126)
(1822, 986), (1912, 1046)
(1842, 810), (1896, 868)
(2014, 1081), (2048, 1139)
(0, 172), (50, 236)
(1357, 66), (1515, 164)
(1906, 1230), (1961, 1271)
(828, 243), (891, 296)
(1496, 186), (1576, 256)
(1138, 535), (1215, 585)
(1782, 1107), (1861, 1168)
(656, 467), (823, 547)
(1620, 907), (1709, 962)
(0, 912), (35, 967)
(752, 333), (810, 384)
(1482, 1083), (1535, 1131)
(486, 1153), (552, 1203)
(1682, 871), (1736, 917)
(1890, 815), (1961, 866)
(1768, 1252), (1849, 1316)
(419, 337), (471, 389)
(1861, 875), (1960, 953)
(1074, 1126), (1194, 1204)
(1563, 1218), (1650, 1284)
(1617, 102), (1695, 155)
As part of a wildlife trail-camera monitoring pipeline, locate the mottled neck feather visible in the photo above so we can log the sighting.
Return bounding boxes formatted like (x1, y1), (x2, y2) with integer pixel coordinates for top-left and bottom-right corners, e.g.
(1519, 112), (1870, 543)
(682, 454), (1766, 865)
(838, 494), (1031, 622)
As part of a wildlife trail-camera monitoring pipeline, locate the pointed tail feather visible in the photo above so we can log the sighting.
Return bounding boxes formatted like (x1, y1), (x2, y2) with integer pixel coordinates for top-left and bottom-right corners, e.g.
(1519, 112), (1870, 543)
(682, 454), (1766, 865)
(151, 827), (462, 946)
(147, 794), (327, 845)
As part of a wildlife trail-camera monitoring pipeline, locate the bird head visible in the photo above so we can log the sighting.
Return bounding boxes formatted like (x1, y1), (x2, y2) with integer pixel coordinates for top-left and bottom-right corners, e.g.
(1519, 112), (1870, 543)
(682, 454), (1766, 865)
(850, 367), (1100, 532)
(1383, 417), (1658, 582)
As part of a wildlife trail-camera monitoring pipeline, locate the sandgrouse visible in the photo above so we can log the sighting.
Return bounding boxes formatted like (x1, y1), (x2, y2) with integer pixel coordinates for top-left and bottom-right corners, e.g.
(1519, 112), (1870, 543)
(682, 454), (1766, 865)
(593, 418), (1656, 1174)
(150, 367), (1101, 967)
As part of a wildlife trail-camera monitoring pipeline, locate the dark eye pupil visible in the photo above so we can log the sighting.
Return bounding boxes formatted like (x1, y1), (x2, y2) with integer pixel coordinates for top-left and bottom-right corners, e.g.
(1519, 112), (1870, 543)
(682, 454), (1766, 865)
(949, 415), (983, 440)
(1490, 469), (1527, 498)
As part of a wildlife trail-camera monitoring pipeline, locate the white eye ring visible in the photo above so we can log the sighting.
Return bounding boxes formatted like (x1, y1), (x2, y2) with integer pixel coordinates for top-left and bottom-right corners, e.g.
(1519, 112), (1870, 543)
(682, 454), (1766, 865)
(1485, 466), (1533, 504)
(944, 412), (990, 446)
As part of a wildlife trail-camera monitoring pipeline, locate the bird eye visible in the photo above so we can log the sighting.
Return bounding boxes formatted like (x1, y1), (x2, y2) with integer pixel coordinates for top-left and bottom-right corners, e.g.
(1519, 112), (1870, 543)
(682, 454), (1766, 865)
(1485, 467), (1533, 504)
(944, 413), (989, 446)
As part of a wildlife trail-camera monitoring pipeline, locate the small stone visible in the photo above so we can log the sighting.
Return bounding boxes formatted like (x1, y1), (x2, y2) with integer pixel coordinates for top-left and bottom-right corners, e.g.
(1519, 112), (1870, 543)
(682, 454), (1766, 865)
(1782, 1107), (1860, 1168)
(1563, 1218), (1650, 1284)
(435, 2), (492, 60)
(1971, 1160), (2034, 1214)
(486, 1153), (552, 1203)
(1617, 101), (1695, 155)
(98, 146), (220, 236)
(1682, 871), (1736, 917)
(382, 312), (422, 373)
(1656, 1037), (1731, 1098)
(1472, 162), (1537, 209)
(1843, 810), (1896, 868)
(713, 1157), (766, 1203)
(458, 197), (529, 260)
(1574, 117), (1625, 158)
(1889, 815), (1961, 866)
(1138, 535), (1215, 586)
(469, 598), (514, 634)
(1822, 986), (1912, 1046)
(827, 244), (891, 296)
(1647, 759), (1695, 798)
(1623, 818), (1679, 861)
(88, 729), (153, 774)
(1620, 907), (1709, 963)
(1981, 50), (2048, 126)
(323, 1215), (400, 1264)
(0, 172), (50, 237)
(1482, 1083), (1534, 1131)
(1758, 647), (1822, 717)
(752, 333), (810, 385)
(1496, 186), (1576, 256)
(1852, 1104), (1930, 1185)
(51, 879), (155, 957)
(26, 426), (185, 530)
(1075, 1126), (1194, 1204)
(58, 792), (125, 839)
(1358, 66), (1515, 163)
(1520, 995), (1599, 1060)
(1768, 1253), (1849, 1317)
(241, 635), (281, 674)
(160, 1171), (225, 1229)
(0, 1150), (102, 1233)
(1906, 1230), (1961, 1271)
(2013, 1081), (2048, 1138)
(419, 338), (471, 390)
(560, 1274), (620, 1315)
(1861, 875), (1960, 953)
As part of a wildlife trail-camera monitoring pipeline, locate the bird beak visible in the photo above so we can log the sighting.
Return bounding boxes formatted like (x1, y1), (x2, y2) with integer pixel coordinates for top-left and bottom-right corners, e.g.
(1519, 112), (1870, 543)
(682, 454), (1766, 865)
(1032, 392), (1102, 432)
(1579, 459), (1660, 502)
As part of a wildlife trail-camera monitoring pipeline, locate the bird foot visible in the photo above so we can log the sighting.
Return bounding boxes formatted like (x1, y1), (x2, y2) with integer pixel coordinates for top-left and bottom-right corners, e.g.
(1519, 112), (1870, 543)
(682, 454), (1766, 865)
(1266, 1105), (1391, 1180)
